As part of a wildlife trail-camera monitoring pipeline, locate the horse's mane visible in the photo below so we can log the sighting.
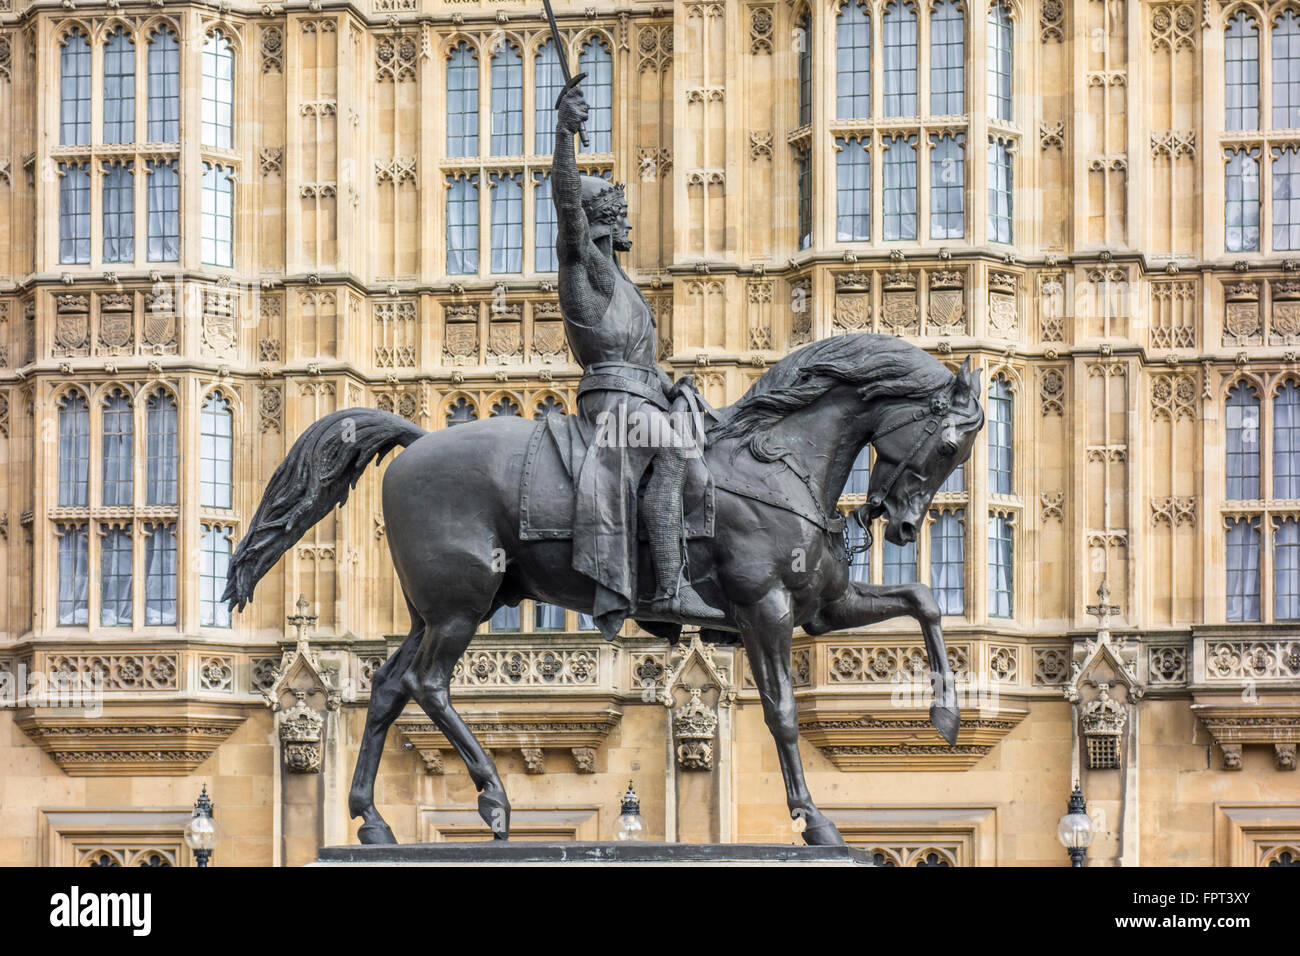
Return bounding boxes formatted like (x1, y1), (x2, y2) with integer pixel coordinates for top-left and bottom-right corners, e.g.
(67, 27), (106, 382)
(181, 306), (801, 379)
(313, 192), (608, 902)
(707, 333), (974, 459)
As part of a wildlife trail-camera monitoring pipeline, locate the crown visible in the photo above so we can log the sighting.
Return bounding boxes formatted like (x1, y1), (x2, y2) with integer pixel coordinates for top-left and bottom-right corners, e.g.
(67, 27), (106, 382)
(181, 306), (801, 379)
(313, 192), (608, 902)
(583, 182), (628, 224)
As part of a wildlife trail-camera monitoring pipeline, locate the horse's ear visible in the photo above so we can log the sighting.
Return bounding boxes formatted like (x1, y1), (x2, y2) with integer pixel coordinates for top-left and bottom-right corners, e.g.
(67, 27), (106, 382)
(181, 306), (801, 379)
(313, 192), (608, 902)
(954, 357), (973, 397)
(970, 366), (983, 399)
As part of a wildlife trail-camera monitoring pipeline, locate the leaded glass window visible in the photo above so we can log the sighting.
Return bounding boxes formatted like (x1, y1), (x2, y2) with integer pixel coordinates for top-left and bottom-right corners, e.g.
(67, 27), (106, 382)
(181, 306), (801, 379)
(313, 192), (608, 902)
(59, 391), (90, 507)
(535, 172), (557, 272)
(882, 0), (918, 117)
(987, 4), (1013, 122)
(988, 514), (1014, 618)
(200, 393), (233, 509)
(146, 391), (178, 506)
(931, 134), (965, 239)
(1226, 517), (1261, 622)
(447, 174), (480, 275)
(103, 28), (135, 144)
(930, 0), (964, 115)
(490, 172), (523, 274)
(1275, 381), (1300, 497)
(102, 390), (133, 507)
(146, 160), (179, 262)
(1276, 517), (1300, 620)
(988, 376), (1013, 495)
(1226, 382), (1261, 500)
(578, 38), (613, 153)
(988, 139), (1013, 244)
(836, 137), (870, 242)
(447, 42), (479, 158)
(201, 32), (234, 149)
(144, 522), (177, 626)
(59, 164), (91, 265)
(836, 1), (871, 119)
(201, 163), (234, 268)
(100, 526), (133, 627)
(883, 538), (917, 585)
(930, 509), (965, 615)
(200, 525), (232, 627)
(103, 162), (135, 263)
(147, 29), (180, 142)
(1226, 12), (1260, 131)
(883, 135), (918, 241)
(60, 30), (91, 145)
(57, 524), (89, 626)
(535, 40), (564, 154)
(1226, 148), (1261, 252)
(490, 42), (523, 156)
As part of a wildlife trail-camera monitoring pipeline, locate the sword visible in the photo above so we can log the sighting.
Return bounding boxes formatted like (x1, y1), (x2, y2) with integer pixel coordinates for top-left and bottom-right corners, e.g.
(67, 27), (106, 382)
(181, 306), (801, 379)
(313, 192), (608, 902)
(541, 0), (590, 149)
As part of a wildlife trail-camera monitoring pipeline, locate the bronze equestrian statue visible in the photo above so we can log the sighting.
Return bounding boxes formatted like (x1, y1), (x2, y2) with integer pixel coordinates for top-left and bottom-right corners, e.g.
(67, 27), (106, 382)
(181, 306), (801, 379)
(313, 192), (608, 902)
(224, 82), (985, 850)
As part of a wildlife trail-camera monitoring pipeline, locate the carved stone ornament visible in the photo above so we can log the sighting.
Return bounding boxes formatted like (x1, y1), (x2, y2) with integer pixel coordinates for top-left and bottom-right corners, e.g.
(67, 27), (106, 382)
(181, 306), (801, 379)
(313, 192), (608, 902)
(1081, 682), (1127, 769)
(674, 686), (719, 770)
(279, 690), (325, 773)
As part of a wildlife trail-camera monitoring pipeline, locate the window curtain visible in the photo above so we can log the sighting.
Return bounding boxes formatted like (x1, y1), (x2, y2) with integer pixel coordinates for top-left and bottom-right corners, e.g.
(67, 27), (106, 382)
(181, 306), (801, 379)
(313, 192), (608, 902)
(578, 39), (613, 153)
(58, 526), (90, 625)
(103, 163), (135, 263)
(930, 135), (964, 239)
(883, 539), (917, 585)
(846, 447), (871, 495)
(1277, 383), (1300, 497)
(145, 524), (177, 626)
(930, 0), (964, 115)
(148, 31), (180, 142)
(836, 3), (870, 119)
(988, 515), (1014, 618)
(490, 605), (520, 632)
(1226, 518), (1261, 622)
(490, 173), (523, 274)
(447, 176), (479, 275)
(1276, 519), (1300, 621)
(1226, 149), (1261, 252)
(59, 393), (90, 506)
(883, 1), (917, 117)
(60, 31), (91, 145)
(535, 603), (565, 630)
(883, 138), (918, 240)
(1226, 383), (1261, 499)
(102, 393), (133, 506)
(836, 139), (870, 242)
(103, 30), (135, 144)
(535, 174), (557, 272)
(100, 528), (133, 627)
(491, 44), (523, 156)
(535, 41), (563, 154)
(146, 392), (178, 505)
(147, 161), (179, 262)
(930, 510), (965, 616)
(59, 165), (91, 264)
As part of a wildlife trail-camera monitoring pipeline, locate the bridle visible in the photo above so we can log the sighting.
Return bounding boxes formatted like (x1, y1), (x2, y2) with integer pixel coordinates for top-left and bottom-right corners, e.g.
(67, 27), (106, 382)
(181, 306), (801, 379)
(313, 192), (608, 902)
(844, 388), (958, 564)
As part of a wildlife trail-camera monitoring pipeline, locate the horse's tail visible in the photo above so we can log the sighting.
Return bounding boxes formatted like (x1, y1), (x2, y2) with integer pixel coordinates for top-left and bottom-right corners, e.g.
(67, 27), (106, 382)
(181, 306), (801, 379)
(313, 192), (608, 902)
(224, 408), (427, 612)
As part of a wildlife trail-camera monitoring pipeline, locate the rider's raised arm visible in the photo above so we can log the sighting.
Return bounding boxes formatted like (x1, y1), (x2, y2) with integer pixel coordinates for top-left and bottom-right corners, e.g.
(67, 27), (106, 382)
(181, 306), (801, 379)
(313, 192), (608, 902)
(553, 86), (591, 266)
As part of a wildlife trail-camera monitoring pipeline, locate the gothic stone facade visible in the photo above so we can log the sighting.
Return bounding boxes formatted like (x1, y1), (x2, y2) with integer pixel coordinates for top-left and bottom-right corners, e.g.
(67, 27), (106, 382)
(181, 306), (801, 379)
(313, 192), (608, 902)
(0, 0), (1298, 867)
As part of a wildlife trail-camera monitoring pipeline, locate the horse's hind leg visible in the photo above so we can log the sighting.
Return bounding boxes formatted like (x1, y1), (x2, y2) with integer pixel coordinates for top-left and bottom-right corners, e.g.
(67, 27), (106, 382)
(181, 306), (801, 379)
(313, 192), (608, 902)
(403, 615), (511, 839)
(738, 593), (846, 848)
(348, 599), (422, 845)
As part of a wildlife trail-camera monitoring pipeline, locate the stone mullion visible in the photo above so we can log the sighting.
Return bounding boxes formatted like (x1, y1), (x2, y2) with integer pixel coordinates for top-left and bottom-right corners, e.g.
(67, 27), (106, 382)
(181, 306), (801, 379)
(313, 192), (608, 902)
(817, 5), (837, 254)
(1202, 24), (1225, 261)
(180, 9), (203, 275)
(285, 19), (305, 277)
(970, 0), (989, 246)
(418, 30), (437, 283)
(179, 373), (200, 636)
(39, 19), (58, 273)
(336, 17), (354, 277)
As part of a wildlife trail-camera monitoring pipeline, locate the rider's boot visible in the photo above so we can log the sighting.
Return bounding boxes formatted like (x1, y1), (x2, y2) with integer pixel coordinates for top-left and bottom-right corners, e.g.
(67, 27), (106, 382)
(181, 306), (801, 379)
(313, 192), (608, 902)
(643, 449), (727, 622)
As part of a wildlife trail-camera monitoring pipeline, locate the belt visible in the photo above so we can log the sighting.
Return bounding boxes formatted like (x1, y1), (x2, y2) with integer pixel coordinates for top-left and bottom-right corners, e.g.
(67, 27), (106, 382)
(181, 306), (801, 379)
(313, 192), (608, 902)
(578, 363), (671, 412)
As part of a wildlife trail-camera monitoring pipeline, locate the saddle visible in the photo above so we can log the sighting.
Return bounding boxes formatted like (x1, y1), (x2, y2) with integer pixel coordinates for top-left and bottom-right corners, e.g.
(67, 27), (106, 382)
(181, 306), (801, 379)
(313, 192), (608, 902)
(519, 408), (715, 542)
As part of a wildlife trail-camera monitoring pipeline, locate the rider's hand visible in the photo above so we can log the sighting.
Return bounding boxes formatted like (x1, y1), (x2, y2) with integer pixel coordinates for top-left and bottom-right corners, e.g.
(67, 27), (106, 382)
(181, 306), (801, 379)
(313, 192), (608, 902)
(556, 85), (589, 136)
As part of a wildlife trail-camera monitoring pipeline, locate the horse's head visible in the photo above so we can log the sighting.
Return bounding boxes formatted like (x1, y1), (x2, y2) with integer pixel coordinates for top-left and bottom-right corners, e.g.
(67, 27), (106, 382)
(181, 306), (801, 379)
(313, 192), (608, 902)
(864, 358), (984, 545)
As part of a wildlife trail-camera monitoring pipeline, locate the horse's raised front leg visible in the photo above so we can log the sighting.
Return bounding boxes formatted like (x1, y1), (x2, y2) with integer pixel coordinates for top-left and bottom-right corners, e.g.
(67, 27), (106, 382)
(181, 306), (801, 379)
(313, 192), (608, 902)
(806, 581), (960, 745)
(738, 592), (846, 848)
(402, 616), (512, 840)
(347, 609), (422, 845)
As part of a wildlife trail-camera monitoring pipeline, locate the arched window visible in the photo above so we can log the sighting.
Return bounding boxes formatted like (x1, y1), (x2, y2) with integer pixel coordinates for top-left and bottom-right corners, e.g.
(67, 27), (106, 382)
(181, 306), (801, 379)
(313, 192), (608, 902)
(58, 391), (90, 507)
(931, 134), (965, 239)
(201, 163), (234, 267)
(102, 390), (133, 506)
(200, 393), (233, 509)
(1226, 147), (1261, 252)
(1226, 382), (1261, 499)
(987, 376), (1013, 495)
(930, 509), (965, 614)
(798, 8), (814, 125)
(200, 524), (232, 627)
(146, 159), (179, 262)
(447, 42), (479, 158)
(534, 395), (565, 418)
(1275, 10), (1300, 128)
(882, 1), (917, 117)
(489, 172), (523, 274)
(59, 163), (91, 265)
(490, 396), (521, 417)
(491, 42), (523, 156)
(986, 2), (1012, 122)
(535, 172), (557, 272)
(201, 32), (234, 149)
(578, 38), (613, 153)
(1276, 380), (1300, 497)
(446, 397), (477, 425)
(147, 28), (180, 142)
(535, 41), (564, 154)
(103, 28), (135, 144)
(1226, 516), (1261, 621)
(836, 1), (871, 119)
(882, 134), (918, 240)
(103, 161), (134, 263)
(446, 174), (480, 275)
(100, 525), (132, 627)
(835, 136), (871, 241)
(1276, 517), (1300, 620)
(1226, 12), (1260, 131)
(930, 0), (965, 115)
(146, 390), (178, 506)
(60, 29), (91, 145)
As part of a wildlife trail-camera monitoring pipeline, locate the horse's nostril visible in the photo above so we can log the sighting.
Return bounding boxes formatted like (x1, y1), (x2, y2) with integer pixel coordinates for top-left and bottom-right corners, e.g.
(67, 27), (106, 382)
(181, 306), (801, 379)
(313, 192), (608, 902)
(901, 521), (917, 541)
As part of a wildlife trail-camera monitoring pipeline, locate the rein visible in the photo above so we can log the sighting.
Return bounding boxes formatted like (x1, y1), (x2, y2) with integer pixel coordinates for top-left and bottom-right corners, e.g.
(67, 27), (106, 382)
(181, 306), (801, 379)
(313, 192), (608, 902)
(843, 390), (955, 565)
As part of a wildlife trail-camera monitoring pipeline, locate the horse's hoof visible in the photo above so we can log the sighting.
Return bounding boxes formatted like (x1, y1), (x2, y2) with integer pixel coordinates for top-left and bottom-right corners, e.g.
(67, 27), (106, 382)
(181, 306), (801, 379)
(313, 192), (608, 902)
(802, 820), (847, 847)
(358, 821), (397, 845)
(478, 790), (511, 840)
(930, 703), (961, 746)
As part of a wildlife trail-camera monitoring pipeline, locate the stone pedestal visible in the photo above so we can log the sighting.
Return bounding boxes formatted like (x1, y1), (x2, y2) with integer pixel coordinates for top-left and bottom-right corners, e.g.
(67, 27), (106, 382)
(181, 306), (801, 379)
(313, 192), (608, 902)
(313, 842), (872, 866)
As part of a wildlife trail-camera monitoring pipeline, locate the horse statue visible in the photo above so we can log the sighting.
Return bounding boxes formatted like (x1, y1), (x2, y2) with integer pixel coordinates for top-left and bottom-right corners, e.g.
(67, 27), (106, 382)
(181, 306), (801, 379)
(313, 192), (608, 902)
(224, 333), (984, 847)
